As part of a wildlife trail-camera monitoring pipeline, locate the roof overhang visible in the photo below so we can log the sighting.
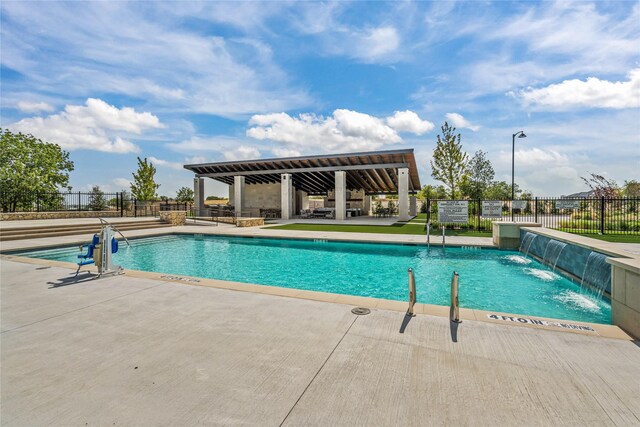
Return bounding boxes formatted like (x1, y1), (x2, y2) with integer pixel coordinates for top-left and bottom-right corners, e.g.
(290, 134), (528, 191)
(183, 149), (421, 195)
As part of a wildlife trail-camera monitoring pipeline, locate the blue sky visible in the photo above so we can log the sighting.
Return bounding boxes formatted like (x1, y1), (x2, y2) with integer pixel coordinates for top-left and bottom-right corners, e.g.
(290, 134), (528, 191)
(1, 1), (638, 197)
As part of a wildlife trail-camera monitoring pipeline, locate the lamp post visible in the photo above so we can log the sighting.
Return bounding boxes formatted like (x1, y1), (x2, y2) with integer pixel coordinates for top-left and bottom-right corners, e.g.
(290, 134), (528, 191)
(512, 130), (527, 221)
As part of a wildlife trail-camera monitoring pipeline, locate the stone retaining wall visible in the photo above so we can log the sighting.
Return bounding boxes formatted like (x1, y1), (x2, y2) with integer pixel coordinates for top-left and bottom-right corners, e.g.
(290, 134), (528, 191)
(236, 218), (265, 227)
(214, 216), (264, 227)
(159, 211), (187, 226)
(0, 211), (122, 221)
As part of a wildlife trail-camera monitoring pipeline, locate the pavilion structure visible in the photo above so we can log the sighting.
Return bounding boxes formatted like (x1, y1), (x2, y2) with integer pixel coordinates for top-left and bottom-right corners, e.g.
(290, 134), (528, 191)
(183, 149), (421, 221)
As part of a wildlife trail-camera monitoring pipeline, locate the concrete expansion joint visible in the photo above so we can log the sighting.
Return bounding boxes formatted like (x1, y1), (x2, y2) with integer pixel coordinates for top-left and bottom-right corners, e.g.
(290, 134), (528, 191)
(278, 314), (359, 426)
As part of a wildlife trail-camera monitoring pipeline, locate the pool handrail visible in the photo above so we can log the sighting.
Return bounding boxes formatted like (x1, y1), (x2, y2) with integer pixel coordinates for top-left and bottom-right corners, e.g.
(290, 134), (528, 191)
(98, 218), (130, 246)
(407, 267), (416, 316)
(451, 271), (461, 323)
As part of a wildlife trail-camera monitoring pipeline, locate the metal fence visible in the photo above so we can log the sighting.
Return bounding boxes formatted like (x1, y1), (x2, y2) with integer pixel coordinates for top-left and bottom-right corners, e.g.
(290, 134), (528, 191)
(1, 191), (125, 213)
(424, 197), (639, 235)
(0, 191), (199, 218)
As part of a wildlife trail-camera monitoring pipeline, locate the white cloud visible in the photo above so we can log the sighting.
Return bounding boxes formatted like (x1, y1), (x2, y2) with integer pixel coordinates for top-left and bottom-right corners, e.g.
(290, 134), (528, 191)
(8, 98), (163, 153)
(148, 156), (184, 170)
(512, 68), (640, 110)
(0, 2), (311, 118)
(386, 110), (434, 135)
(355, 26), (400, 61)
(112, 178), (132, 191)
(247, 109), (404, 154)
(166, 136), (261, 162)
(184, 156), (209, 165)
(445, 113), (480, 132)
(223, 146), (261, 161)
(271, 147), (302, 158)
(16, 101), (54, 113)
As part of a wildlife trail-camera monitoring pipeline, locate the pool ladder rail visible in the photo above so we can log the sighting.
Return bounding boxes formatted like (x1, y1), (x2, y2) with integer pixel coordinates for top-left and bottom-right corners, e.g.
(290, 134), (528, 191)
(406, 268), (461, 323)
(407, 268), (417, 316)
(424, 222), (446, 248)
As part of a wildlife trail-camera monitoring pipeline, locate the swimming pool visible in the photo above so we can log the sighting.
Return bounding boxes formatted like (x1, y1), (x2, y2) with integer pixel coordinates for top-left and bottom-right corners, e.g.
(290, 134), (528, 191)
(16, 234), (611, 324)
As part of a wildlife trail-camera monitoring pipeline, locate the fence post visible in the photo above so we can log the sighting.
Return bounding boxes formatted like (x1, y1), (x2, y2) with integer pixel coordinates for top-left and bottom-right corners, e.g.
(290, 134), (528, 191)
(534, 197), (538, 223)
(477, 199), (481, 230)
(134, 199), (137, 218)
(78, 191), (81, 211)
(426, 199), (431, 224)
(36, 193), (40, 212)
(600, 196), (605, 234)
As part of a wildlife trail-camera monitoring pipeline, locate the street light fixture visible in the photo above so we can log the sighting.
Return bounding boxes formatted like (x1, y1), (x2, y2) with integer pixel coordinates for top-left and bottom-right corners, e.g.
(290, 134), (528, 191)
(512, 130), (527, 221)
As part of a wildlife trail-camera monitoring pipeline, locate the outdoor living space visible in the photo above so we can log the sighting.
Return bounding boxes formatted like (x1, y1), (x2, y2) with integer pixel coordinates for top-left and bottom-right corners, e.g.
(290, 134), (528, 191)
(2, 257), (640, 425)
(184, 149), (421, 222)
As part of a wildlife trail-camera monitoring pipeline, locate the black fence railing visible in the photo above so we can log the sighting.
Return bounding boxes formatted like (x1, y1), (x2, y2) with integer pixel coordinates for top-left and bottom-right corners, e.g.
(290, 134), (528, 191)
(1, 191), (125, 213)
(0, 191), (201, 219)
(424, 197), (639, 235)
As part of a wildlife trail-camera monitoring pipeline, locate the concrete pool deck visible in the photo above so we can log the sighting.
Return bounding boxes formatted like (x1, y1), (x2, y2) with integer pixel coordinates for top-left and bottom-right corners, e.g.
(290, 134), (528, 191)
(2, 258), (640, 425)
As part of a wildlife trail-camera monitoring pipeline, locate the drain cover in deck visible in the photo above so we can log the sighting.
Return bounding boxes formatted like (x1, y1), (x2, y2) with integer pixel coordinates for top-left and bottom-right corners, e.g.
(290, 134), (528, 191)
(351, 307), (371, 315)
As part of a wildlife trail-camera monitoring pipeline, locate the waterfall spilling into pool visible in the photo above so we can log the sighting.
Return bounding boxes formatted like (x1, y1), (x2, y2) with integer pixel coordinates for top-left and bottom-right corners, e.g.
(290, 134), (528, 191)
(542, 240), (567, 271)
(519, 229), (612, 298)
(581, 252), (610, 300)
(519, 232), (537, 256)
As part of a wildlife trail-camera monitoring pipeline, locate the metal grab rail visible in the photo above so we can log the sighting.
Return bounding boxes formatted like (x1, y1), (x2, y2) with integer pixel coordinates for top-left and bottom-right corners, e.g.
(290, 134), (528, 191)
(451, 271), (461, 323)
(426, 221), (431, 247)
(442, 225), (446, 248)
(407, 268), (417, 316)
(99, 218), (131, 246)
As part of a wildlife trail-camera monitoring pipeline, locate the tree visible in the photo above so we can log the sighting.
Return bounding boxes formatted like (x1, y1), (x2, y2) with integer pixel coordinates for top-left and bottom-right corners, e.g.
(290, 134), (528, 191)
(484, 181), (522, 200)
(430, 122), (469, 199)
(623, 180), (640, 197)
(206, 195), (226, 200)
(130, 157), (160, 201)
(88, 185), (108, 211)
(581, 173), (620, 198)
(459, 150), (494, 200)
(417, 184), (448, 200)
(176, 187), (194, 202)
(0, 129), (74, 212)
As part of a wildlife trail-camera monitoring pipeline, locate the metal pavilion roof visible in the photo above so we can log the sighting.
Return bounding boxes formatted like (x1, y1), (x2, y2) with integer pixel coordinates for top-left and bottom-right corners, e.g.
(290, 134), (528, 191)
(183, 149), (421, 195)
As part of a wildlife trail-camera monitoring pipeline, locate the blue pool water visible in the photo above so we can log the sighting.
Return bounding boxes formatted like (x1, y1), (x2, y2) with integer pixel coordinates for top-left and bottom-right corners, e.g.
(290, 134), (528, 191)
(17, 234), (611, 324)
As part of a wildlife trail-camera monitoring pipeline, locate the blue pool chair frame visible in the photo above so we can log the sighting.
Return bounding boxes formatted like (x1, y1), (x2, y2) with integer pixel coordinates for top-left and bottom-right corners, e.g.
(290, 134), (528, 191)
(75, 234), (100, 276)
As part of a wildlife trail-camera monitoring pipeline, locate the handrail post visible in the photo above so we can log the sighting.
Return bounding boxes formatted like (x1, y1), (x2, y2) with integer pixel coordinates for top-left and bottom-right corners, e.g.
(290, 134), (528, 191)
(442, 225), (446, 248)
(407, 268), (416, 317)
(426, 221), (430, 246)
(451, 271), (461, 323)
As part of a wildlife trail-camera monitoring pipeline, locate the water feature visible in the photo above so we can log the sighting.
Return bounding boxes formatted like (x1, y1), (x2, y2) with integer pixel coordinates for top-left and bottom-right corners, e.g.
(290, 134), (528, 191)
(542, 240), (568, 271)
(519, 232), (537, 256)
(581, 251), (611, 300)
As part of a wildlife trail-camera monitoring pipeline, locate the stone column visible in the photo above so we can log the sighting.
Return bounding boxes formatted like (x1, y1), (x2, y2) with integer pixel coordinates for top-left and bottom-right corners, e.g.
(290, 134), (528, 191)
(398, 167), (410, 221)
(234, 176), (245, 217)
(364, 195), (371, 216)
(193, 177), (205, 216)
(281, 173), (292, 220)
(335, 171), (346, 220)
(409, 196), (417, 216)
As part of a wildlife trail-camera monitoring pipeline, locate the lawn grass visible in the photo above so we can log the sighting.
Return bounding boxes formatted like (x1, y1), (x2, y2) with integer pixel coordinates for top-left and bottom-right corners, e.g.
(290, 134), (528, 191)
(558, 230), (640, 243)
(265, 220), (492, 237)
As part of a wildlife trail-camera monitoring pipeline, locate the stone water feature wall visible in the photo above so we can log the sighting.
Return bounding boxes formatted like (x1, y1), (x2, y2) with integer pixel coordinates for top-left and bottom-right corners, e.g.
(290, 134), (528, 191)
(159, 211), (187, 226)
(519, 229), (612, 293)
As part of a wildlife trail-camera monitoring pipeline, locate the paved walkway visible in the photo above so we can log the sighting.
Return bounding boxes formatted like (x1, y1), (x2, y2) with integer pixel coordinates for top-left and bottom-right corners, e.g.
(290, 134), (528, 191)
(1, 259), (639, 426)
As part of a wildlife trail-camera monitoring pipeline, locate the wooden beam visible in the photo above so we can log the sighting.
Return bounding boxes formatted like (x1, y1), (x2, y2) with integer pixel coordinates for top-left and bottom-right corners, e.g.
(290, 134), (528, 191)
(196, 163), (407, 178)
